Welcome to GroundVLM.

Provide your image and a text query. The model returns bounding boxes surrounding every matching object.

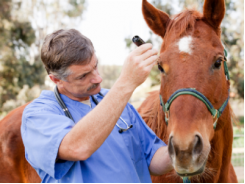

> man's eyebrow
[75,59,98,79]
[75,72,89,79]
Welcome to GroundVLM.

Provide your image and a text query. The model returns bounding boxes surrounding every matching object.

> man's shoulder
[23,90,61,117]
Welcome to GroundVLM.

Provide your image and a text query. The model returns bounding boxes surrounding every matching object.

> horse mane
[229,102,240,127]
[164,9,202,41]
[138,90,168,141]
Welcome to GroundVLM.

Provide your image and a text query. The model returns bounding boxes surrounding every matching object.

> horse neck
[208,103,234,182]
[212,103,233,152]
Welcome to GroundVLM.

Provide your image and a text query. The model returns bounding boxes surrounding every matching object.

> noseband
[159,49,230,130]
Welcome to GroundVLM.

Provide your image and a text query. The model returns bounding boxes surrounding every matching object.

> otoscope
[132,35,146,46]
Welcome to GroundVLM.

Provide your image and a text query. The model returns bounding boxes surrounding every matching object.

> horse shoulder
[0,103,41,183]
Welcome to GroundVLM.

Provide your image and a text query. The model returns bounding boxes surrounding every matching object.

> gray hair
[50,68,73,81]
[41,29,94,80]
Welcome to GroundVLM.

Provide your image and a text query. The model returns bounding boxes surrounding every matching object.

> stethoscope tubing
[54,86,132,133]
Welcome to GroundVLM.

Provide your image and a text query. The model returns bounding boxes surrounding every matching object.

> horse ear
[142,0,170,38]
[203,0,225,29]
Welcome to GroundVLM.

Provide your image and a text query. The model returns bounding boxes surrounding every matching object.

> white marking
[178,36,193,54]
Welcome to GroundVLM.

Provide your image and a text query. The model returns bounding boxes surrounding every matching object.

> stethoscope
[54,86,133,133]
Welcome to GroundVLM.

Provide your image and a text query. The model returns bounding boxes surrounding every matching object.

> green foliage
[221,0,244,99]
[0,0,45,110]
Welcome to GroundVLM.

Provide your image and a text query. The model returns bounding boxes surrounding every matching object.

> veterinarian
[21,29,173,182]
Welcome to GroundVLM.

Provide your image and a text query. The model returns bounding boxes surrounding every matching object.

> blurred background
[0,0,243,182]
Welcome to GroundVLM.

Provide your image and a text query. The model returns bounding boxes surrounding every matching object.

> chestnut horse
[138,0,238,182]
[0,0,238,183]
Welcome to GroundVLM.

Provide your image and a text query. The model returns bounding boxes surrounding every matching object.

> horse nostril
[193,134,203,155]
[168,136,175,156]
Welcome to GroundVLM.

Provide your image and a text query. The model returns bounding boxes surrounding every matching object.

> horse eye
[158,64,165,73]
[214,59,222,69]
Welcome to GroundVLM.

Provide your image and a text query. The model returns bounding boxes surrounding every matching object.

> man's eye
[80,75,86,79]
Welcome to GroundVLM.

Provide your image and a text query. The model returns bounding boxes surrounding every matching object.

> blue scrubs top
[21,88,166,183]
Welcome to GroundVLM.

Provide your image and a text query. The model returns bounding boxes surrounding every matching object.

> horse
[137,0,238,182]
[0,0,238,182]
[0,103,41,182]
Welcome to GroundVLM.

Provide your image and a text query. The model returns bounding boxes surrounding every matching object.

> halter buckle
[213,110,218,129]
[165,111,170,125]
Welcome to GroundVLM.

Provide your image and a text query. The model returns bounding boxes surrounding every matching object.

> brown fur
[0,104,41,182]
[138,0,238,182]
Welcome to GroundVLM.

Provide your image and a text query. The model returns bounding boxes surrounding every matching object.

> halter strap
[160,88,230,129]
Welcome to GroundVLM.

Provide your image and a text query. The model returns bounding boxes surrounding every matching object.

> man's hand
[119,43,158,90]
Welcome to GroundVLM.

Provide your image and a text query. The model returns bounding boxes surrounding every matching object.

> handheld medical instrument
[132,36,145,46]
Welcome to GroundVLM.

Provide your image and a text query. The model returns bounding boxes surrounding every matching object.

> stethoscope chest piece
[118,124,133,133]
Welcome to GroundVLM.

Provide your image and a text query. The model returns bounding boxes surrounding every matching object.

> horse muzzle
[168,133,210,177]
[176,161,207,177]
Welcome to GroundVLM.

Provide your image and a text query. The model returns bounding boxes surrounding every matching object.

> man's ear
[142,0,170,38]
[203,0,225,30]
[49,74,61,85]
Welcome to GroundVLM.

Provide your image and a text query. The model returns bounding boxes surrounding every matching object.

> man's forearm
[149,146,174,176]
[58,78,134,161]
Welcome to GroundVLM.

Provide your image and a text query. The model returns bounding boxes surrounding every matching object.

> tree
[0,0,41,111]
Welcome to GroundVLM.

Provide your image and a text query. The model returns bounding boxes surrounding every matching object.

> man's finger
[132,43,153,56]
[142,55,159,67]
[139,49,158,61]
[145,58,158,72]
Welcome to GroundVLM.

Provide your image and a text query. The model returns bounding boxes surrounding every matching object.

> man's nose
[91,69,102,83]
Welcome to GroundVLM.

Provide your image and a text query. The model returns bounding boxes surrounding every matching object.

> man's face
[58,53,103,101]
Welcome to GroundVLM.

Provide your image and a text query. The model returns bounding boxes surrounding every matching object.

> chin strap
[183,177,191,183]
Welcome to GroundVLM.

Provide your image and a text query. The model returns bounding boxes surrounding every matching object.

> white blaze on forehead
[178,36,193,54]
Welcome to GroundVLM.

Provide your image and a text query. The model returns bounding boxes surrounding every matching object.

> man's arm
[58,43,158,161]
[149,146,174,175]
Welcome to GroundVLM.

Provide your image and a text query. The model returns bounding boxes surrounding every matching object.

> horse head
[142,0,230,178]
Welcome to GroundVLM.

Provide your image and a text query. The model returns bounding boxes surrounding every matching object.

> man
[21,29,173,182]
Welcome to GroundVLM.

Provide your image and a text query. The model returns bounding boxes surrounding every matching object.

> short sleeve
[127,104,166,166]
[21,107,75,180]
